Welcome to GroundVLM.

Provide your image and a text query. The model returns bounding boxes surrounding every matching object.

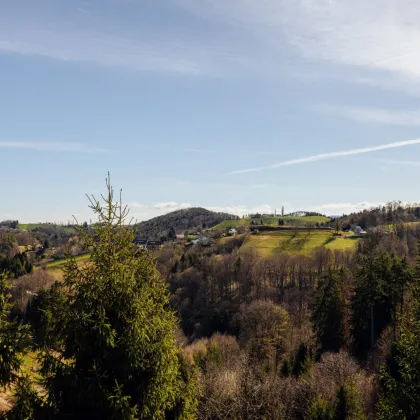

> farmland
[211,215,330,230]
[19,223,76,233]
[239,230,360,258]
[37,254,91,281]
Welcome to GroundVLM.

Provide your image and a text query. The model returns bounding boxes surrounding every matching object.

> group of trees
[134,208,236,240]
[3,185,420,417]
[0,179,199,418]
[342,201,420,229]
[154,207,420,417]
[0,232,32,278]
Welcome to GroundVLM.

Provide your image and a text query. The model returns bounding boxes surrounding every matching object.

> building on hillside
[191,236,210,246]
[134,239,148,250]
[353,226,367,237]
[147,240,162,249]
[134,239,162,250]
[228,228,237,236]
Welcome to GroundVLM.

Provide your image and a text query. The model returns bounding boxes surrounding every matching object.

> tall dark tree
[333,384,364,420]
[12,176,198,419]
[311,270,345,354]
[0,272,29,387]
[350,250,395,360]
[376,247,420,419]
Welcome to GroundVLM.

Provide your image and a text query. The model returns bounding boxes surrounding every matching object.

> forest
[1,188,420,419]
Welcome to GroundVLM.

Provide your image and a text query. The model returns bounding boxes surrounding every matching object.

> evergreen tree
[350,250,394,360]
[13,176,198,419]
[311,271,345,354]
[292,343,312,377]
[0,272,29,387]
[25,282,67,348]
[388,256,413,340]
[376,247,420,419]
[333,384,364,420]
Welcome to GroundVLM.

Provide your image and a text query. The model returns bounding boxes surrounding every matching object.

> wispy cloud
[0,141,109,153]
[0,29,203,75]
[184,148,216,153]
[153,202,191,211]
[126,202,145,209]
[318,104,420,126]
[207,204,273,216]
[230,138,420,174]
[377,159,420,166]
[176,0,420,88]
[310,201,382,216]
[4,0,420,86]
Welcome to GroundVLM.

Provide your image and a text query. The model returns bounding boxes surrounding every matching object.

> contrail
[230,138,420,174]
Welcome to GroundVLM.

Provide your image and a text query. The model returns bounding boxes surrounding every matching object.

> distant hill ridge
[134,207,237,240]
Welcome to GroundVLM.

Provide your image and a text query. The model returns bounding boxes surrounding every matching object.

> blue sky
[2,0,420,223]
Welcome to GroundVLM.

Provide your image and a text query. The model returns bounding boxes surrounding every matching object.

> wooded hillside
[134,207,237,239]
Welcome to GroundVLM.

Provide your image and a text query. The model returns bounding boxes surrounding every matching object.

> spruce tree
[0,272,29,387]
[333,384,364,420]
[350,250,394,360]
[376,246,420,419]
[13,176,198,419]
[311,270,345,354]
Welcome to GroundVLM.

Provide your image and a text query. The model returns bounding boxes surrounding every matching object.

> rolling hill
[211,215,330,230]
[134,207,237,239]
[239,230,361,258]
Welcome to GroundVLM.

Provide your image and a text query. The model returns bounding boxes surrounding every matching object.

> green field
[18,223,76,233]
[210,219,249,230]
[37,254,91,281]
[239,230,360,258]
[45,253,90,268]
[211,215,330,231]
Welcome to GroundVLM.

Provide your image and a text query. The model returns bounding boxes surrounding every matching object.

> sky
[2,0,420,223]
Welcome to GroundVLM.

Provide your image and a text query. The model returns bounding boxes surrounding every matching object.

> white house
[192,236,210,246]
[354,226,367,237]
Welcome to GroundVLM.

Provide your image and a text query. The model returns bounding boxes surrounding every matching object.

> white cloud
[230,138,420,174]
[153,202,191,211]
[126,202,144,209]
[3,0,420,86]
[318,104,420,126]
[207,204,273,216]
[0,28,203,75]
[310,201,383,216]
[0,141,108,153]
[377,159,420,166]
[175,0,420,87]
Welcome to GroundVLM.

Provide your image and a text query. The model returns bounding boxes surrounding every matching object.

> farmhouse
[191,236,210,246]
[353,226,367,237]
[134,239,163,250]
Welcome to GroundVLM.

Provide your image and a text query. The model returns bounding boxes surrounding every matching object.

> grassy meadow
[239,230,360,258]
[211,215,330,231]
[37,254,91,281]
